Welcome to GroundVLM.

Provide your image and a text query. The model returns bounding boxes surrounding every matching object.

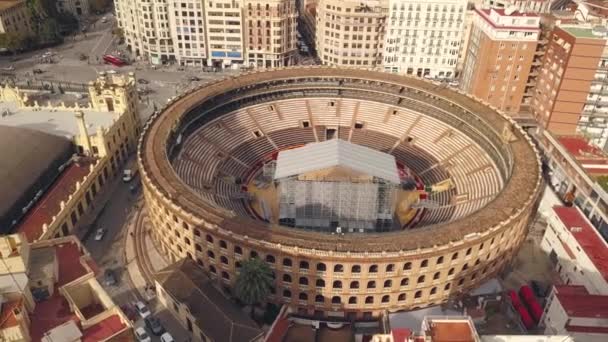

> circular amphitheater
[139,67,542,318]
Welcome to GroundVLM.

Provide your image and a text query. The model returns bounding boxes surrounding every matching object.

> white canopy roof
[274,139,400,184]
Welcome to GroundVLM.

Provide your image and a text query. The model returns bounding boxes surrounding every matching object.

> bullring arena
[138,67,542,319]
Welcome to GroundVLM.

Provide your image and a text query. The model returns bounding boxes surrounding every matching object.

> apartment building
[383,0,467,78]
[542,285,608,341]
[0,234,131,341]
[115,0,297,68]
[56,0,90,18]
[315,0,387,68]
[244,0,298,68]
[0,0,32,35]
[460,8,540,114]
[540,206,608,295]
[532,25,608,149]
[482,0,552,14]
[538,131,608,239]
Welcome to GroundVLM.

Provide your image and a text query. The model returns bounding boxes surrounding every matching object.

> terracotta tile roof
[81,314,127,342]
[16,162,91,242]
[55,241,89,286]
[0,297,23,329]
[429,321,476,342]
[553,206,608,282]
[29,292,78,342]
[555,285,608,319]
[557,136,608,176]
[391,328,412,342]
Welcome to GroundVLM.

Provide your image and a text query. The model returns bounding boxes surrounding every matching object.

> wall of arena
[139,67,543,319]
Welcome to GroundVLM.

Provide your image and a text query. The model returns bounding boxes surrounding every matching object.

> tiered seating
[268,128,316,148]
[350,130,398,153]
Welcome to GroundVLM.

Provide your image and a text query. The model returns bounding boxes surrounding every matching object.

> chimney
[75,111,92,154]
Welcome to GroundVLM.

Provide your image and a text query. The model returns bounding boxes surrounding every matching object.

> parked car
[135,327,151,342]
[160,332,175,342]
[33,68,44,74]
[103,269,117,286]
[144,316,165,335]
[188,76,201,82]
[134,301,151,319]
[137,78,149,84]
[94,228,106,241]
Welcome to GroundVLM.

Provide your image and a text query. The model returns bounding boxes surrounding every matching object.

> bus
[102,54,126,67]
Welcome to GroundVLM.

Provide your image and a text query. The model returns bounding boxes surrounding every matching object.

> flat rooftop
[561,26,604,39]
[553,206,608,282]
[558,136,608,176]
[0,102,116,139]
[428,320,476,342]
[554,285,608,320]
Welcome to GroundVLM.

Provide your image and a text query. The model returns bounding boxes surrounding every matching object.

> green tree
[234,258,273,306]
[39,18,61,44]
[90,0,112,12]
[0,32,26,53]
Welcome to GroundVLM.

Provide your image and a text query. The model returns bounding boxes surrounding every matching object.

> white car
[160,332,175,342]
[135,327,151,342]
[94,228,106,241]
[134,301,151,319]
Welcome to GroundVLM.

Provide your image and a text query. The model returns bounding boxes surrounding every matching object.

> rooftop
[15,160,92,242]
[561,26,606,39]
[553,206,608,282]
[0,0,24,12]
[554,285,608,319]
[427,320,476,342]
[0,102,116,139]
[0,297,23,329]
[154,259,263,342]
[274,139,400,184]
[558,136,608,176]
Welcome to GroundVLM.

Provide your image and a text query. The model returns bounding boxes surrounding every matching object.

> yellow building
[0,0,32,35]
[0,233,132,341]
[0,72,140,242]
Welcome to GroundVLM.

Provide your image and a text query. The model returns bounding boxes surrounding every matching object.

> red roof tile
[555,286,608,319]
[392,328,412,342]
[16,162,91,242]
[81,314,127,342]
[553,206,608,282]
[0,298,23,329]
[29,292,78,342]
[566,324,608,334]
[55,241,89,286]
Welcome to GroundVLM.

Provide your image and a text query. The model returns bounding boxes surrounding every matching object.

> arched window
[458,278,465,286]
[206,234,213,243]
[367,281,376,289]
[207,251,215,259]
[299,277,309,285]
[186,252,193,260]
[219,240,227,249]
[283,290,291,298]
[348,296,357,304]
[220,256,228,264]
[331,296,341,304]
[351,265,361,273]
[430,287,437,295]
[433,272,440,280]
[415,290,422,298]
[221,271,229,280]
[250,251,258,258]
[184,237,191,245]
[437,256,444,264]
[333,280,342,289]
[194,229,201,237]
[444,283,451,290]
[266,255,276,263]
[386,264,395,272]
[299,293,308,301]
[196,258,204,267]
[448,268,455,276]
[283,274,292,283]
[466,247,472,256]
[234,246,242,255]
[334,264,344,273]
[400,278,409,286]
[417,275,425,284]
[369,265,378,273]
[462,263,469,271]
[384,280,392,288]
[299,261,309,269]
[421,259,428,268]
[403,262,412,270]
[382,295,390,303]
[209,265,216,274]
[365,296,374,304]
[235,261,242,269]
[195,244,202,252]
[283,258,292,267]
[475,258,480,266]
[316,279,325,288]
[316,263,326,272]
[350,281,359,289]
[451,252,458,260]
[398,293,406,301]
[315,295,324,303]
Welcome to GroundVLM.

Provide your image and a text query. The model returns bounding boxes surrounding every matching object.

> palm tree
[234,258,273,307]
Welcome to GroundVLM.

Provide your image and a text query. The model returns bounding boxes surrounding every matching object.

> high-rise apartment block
[115,0,297,68]
[532,25,608,149]
[315,0,387,68]
[383,0,467,78]
[460,8,540,114]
